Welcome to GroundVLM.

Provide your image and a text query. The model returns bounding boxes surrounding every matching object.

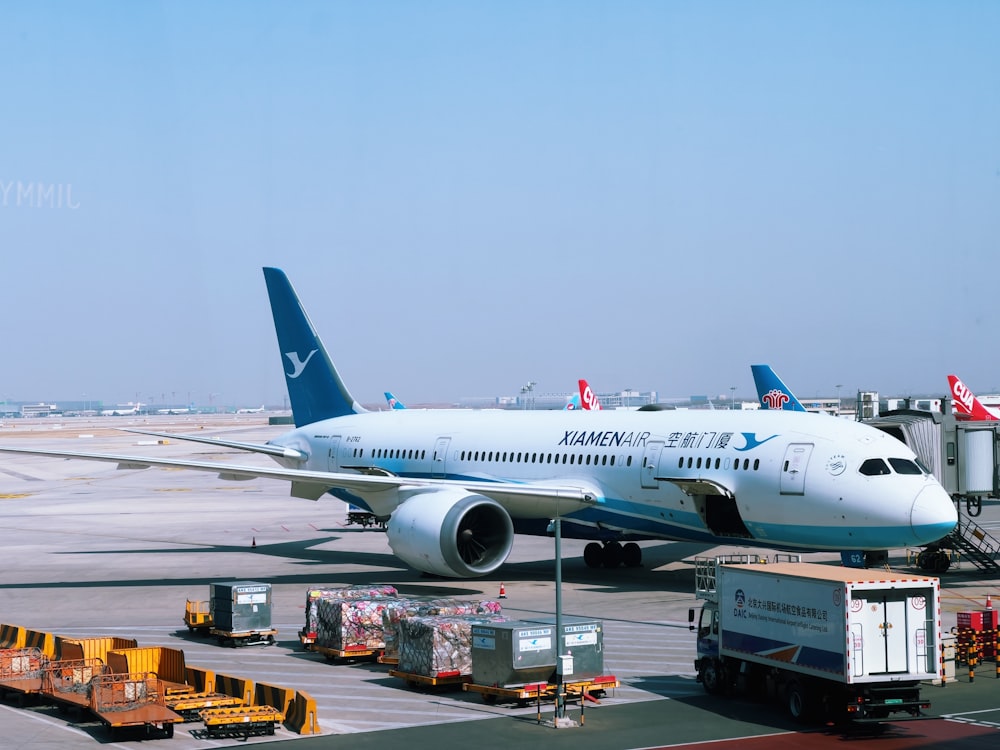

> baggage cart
[41,657,107,712]
[164,690,245,720]
[210,627,277,647]
[0,647,47,702]
[312,643,380,662]
[463,675,619,706]
[89,671,183,739]
[200,704,284,739]
[389,668,472,690]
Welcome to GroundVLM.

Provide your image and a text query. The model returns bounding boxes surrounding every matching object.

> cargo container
[523,616,605,682]
[471,621,557,688]
[209,582,277,646]
[689,557,941,723]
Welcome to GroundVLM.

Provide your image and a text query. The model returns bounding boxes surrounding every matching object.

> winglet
[948,375,998,421]
[751,364,806,412]
[263,267,367,426]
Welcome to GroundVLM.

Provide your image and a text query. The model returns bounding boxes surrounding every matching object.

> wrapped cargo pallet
[315,597,396,651]
[303,585,398,641]
[382,599,502,662]
[397,614,507,678]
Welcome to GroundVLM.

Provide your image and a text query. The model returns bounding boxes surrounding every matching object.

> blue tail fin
[384,392,406,410]
[751,364,806,412]
[263,267,367,426]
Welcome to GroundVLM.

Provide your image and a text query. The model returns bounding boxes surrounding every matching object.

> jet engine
[385,489,515,578]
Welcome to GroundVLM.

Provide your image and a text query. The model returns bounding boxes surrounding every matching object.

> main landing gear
[583,541,642,569]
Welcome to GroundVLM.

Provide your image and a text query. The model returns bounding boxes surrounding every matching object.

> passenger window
[859,458,891,476]
[888,458,922,475]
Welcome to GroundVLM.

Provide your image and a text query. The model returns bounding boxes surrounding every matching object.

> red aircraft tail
[579,379,602,411]
[948,375,998,421]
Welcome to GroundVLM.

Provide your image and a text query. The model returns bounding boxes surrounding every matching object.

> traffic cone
[498,582,507,599]
[252,536,257,550]
[987,594,993,610]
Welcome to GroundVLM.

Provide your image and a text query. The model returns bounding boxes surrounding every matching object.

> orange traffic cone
[498,582,507,599]
[987,594,993,610]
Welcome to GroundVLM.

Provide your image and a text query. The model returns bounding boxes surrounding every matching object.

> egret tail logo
[735,432,778,451]
[284,349,317,379]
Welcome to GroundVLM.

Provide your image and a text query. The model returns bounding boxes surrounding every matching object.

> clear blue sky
[3,2,998,409]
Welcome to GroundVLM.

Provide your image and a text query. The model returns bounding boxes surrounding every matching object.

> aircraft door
[641,441,664,489]
[780,443,813,495]
[432,437,451,479]
[327,436,342,472]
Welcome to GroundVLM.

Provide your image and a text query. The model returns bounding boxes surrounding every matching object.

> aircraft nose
[911,484,958,545]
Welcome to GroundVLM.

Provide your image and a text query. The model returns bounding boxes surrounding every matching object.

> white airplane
[0,268,957,577]
[237,405,266,414]
[100,402,144,417]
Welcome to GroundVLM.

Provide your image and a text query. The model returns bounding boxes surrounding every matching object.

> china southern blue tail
[264,267,367,426]
[751,364,806,411]
[384,392,406,410]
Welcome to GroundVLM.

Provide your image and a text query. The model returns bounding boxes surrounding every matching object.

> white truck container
[690,556,941,723]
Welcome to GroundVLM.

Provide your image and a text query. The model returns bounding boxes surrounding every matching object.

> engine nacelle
[386,489,514,578]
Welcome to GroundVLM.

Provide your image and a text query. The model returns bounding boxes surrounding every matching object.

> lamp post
[521,381,536,410]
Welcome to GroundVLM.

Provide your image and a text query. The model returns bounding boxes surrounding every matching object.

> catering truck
[690,556,941,723]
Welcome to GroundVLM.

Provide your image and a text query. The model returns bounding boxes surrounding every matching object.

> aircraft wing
[0,446,600,511]
[121,428,306,460]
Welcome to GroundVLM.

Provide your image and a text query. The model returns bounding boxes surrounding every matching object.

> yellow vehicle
[183,600,213,634]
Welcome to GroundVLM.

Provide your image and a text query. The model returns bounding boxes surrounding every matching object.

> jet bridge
[864,396,1000,573]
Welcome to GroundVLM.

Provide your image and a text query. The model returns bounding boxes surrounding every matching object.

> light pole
[835,384,843,416]
[521,381,536,410]
[730,386,736,410]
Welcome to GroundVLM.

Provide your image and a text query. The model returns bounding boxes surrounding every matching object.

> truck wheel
[700,659,726,695]
[786,680,809,722]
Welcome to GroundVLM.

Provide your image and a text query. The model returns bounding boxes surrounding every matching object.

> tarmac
[1,414,999,749]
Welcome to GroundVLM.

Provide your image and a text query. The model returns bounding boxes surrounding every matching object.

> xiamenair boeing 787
[0,268,957,577]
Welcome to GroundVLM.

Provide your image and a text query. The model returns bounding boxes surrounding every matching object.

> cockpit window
[915,457,932,475]
[859,458,891,476]
[889,458,923,475]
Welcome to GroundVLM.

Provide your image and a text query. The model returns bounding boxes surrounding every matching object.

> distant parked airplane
[566,379,602,411]
[751,365,806,412]
[236,405,266,414]
[948,375,1000,421]
[100,402,144,417]
[384,392,406,410]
